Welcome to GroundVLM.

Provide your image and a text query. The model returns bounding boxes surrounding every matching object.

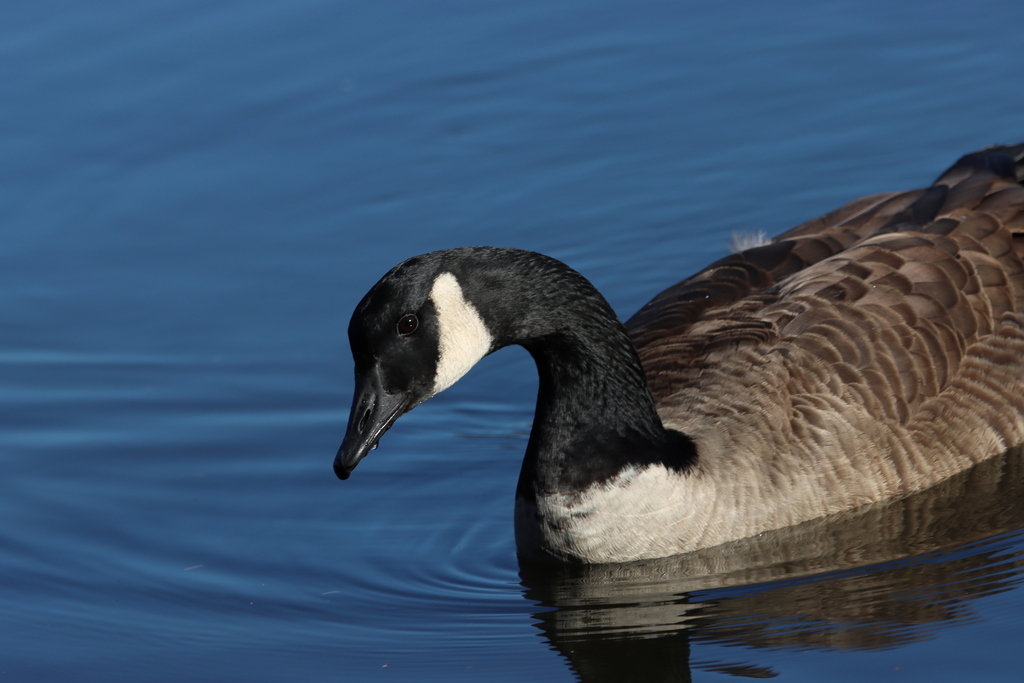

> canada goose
[335,143,1024,564]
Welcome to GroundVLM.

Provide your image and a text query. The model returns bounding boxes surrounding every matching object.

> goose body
[336,143,1024,563]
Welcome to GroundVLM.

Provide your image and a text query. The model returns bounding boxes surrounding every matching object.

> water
[3,0,1024,680]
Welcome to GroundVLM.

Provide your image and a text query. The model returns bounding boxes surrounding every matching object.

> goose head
[334,249,498,479]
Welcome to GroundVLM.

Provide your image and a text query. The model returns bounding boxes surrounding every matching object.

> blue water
[4,0,1024,680]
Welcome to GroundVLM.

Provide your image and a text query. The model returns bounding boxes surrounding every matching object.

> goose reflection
[518,446,1024,681]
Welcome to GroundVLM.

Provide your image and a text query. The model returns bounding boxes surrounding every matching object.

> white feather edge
[729,230,770,253]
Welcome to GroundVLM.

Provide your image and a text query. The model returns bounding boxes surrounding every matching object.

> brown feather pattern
[625,144,1024,516]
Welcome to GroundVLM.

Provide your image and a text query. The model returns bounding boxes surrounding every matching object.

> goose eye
[396,313,419,336]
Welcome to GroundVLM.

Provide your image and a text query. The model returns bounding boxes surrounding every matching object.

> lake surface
[4,1,1024,680]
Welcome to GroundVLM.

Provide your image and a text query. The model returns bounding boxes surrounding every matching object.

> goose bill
[334,365,410,480]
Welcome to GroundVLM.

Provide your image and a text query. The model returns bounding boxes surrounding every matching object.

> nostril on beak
[357,398,375,432]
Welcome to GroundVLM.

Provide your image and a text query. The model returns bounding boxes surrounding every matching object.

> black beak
[334,365,410,480]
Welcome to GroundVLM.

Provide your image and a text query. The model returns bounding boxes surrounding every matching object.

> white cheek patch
[430,272,493,395]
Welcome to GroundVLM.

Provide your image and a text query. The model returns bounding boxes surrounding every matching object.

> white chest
[514,464,724,563]
[512,451,857,563]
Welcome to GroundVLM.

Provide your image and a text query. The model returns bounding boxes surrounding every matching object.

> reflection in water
[519,447,1024,681]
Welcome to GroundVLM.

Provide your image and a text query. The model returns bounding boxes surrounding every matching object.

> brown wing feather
[626,145,1024,461]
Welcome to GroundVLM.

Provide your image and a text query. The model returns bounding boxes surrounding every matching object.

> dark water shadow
[519,446,1024,681]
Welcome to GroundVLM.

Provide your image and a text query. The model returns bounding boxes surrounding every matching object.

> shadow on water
[518,446,1024,681]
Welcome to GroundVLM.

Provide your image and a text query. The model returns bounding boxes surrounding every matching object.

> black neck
[447,248,696,500]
